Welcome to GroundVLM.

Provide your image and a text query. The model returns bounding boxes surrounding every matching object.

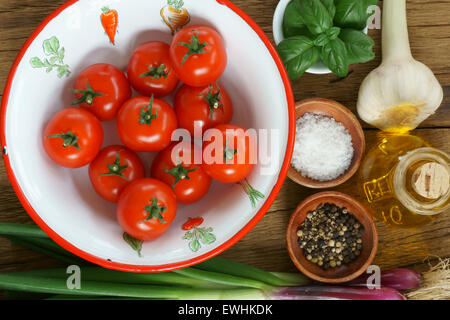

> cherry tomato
[170,25,227,87]
[43,107,103,168]
[202,124,256,183]
[89,145,145,203]
[151,142,211,204]
[174,83,233,136]
[127,41,180,98]
[116,96,178,152]
[117,178,177,241]
[72,63,131,122]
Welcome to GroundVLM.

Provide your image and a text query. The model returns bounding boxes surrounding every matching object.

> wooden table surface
[0,0,449,276]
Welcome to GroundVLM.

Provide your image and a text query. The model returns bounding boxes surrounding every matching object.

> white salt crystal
[291,113,354,181]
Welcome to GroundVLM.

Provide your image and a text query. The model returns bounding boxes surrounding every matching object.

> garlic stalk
[357,0,443,132]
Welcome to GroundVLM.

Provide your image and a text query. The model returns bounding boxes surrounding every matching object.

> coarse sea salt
[291,113,354,181]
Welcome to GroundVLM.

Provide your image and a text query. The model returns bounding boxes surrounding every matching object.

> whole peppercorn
[297,203,365,270]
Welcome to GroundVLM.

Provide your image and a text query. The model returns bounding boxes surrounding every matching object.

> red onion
[273,286,405,300]
[346,269,421,290]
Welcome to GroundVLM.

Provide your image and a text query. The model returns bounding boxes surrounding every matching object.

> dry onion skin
[406,258,450,300]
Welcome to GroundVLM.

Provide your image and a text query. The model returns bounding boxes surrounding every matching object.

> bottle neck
[394,148,450,215]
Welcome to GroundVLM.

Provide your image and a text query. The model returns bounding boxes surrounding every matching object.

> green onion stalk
[0,223,408,300]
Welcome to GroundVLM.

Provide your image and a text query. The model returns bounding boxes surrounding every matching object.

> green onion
[173,267,272,291]
[0,224,87,265]
[9,267,232,289]
[0,223,308,287]
[0,272,404,300]
[270,272,310,286]
[0,223,407,300]
[23,237,73,256]
[0,223,48,238]
[195,257,309,287]
[5,236,82,265]
[0,273,265,300]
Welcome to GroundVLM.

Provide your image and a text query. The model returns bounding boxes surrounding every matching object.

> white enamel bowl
[0,0,295,272]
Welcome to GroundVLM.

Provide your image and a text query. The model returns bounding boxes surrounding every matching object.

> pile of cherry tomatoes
[43,25,258,242]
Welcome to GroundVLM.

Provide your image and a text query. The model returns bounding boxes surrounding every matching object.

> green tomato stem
[99,151,129,181]
[139,64,170,79]
[72,80,104,106]
[139,95,158,125]
[177,33,210,66]
[46,131,81,150]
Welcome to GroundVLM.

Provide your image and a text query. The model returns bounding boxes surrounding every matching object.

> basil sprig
[278,0,377,79]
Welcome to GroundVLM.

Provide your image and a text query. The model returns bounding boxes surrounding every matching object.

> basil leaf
[277,36,319,80]
[339,29,375,65]
[325,26,341,40]
[298,0,333,35]
[282,0,314,38]
[314,27,340,48]
[334,0,378,30]
[319,37,349,77]
[314,34,330,47]
[320,0,336,18]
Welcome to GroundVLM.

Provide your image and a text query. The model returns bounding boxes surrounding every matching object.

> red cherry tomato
[72,63,131,122]
[43,107,103,168]
[117,178,177,241]
[89,145,145,203]
[127,41,180,98]
[151,142,211,204]
[170,25,227,87]
[174,83,233,136]
[202,124,256,183]
[116,96,178,152]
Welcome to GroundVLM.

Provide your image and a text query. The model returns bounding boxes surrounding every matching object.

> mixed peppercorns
[297,203,364,270]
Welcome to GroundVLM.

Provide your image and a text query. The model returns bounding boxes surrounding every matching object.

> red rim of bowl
[0,0,295,272]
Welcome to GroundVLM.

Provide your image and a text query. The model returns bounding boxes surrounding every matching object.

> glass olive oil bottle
[359,133,450,228]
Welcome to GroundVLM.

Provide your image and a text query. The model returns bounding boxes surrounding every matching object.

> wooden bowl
[288,98,365,188]
[286,191,378,284]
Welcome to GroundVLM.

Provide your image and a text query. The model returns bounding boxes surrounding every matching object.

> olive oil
[359,133,450,228]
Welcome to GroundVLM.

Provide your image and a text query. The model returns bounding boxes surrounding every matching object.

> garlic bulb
[357,0,443,133]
